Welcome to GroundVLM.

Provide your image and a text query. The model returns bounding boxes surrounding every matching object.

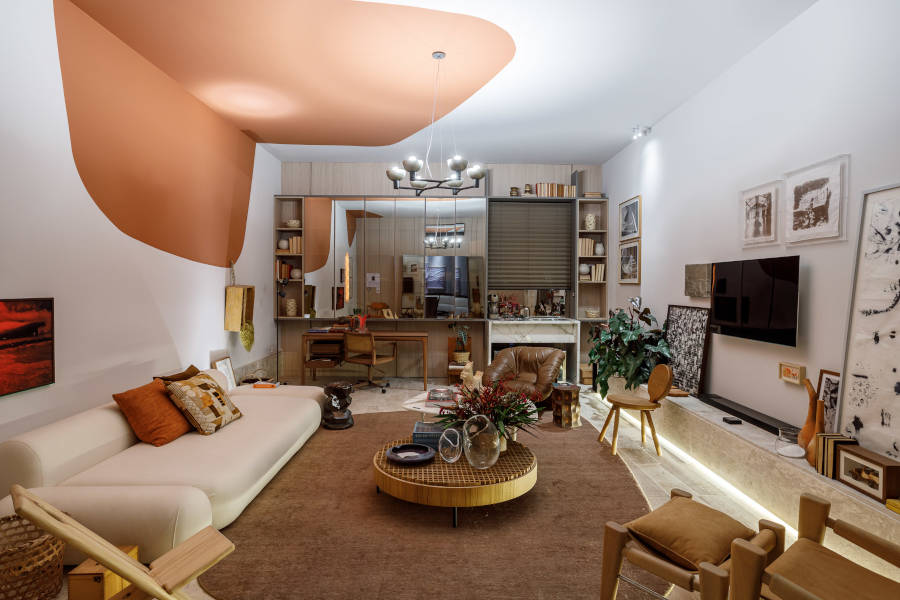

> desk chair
[11,484,233,600]
[730,493,900,600]
[598,364,673,456]
[344,332,397,393]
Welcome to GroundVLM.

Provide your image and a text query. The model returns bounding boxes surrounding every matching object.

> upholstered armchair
[482,346,565,401]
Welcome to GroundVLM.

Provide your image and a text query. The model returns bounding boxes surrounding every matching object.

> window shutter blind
[488,201,573,289]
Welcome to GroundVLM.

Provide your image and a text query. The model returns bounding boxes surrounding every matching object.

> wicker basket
[0,515,65,600]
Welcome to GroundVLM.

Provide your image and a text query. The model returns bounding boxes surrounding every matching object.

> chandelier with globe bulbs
[385,51,486,196]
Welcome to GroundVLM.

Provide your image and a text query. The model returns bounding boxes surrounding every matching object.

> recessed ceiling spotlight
[632,125,651,140]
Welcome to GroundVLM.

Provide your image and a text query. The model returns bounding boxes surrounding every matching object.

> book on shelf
[287,235,303,254]
[583,192,606,199]
[814,433,857,476]
[579,237,596,256]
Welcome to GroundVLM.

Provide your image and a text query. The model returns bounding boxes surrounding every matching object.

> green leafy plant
[435,381,540,440]
[588,305,671,397]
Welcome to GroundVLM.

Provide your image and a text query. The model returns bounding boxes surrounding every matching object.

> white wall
[0,1,278,441]
[602,0,900,426]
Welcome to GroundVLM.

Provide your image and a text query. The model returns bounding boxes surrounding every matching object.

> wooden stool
[551,383,581,428]
[598,364,673,456]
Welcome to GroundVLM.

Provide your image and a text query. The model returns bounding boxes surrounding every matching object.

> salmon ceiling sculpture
[54,0,514,266]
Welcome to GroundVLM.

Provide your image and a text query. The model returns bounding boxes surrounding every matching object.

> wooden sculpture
[797,378,818,449]
[805,397,826,467]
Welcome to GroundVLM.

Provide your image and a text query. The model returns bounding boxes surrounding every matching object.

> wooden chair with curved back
[598,364,674,456]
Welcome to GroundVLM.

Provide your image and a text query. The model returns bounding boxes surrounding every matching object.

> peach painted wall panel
[54,0,256,267]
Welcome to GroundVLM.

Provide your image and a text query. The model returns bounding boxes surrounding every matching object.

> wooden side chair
[11,484,233,600]
[601,489,785,600]
[729,492,900,600]
[598,363,674,455]
[343,331,397,393]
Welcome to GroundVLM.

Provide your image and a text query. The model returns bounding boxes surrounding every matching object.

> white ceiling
[264,0,816,165]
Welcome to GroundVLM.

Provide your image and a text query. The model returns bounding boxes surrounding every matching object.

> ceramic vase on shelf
[579,263,591,276]
[462,415,500,469]
[290,268,301,280]
[285,299,298,317]
[805,398,826,467]
[797,378,818,449]
[594,241,605,256]
[584,213,597,231]
[277,239,289,250]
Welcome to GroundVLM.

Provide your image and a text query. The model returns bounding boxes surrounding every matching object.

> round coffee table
[373,437,537,527]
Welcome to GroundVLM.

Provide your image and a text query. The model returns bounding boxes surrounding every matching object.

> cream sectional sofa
[0,371,325,563]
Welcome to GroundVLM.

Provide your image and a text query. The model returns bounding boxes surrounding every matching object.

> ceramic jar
[285,299,298,317]
[290,268,302,280]
[594,241,605,256]
[278,239,289,250]
[579,263,591,276]
[584,213,596,231]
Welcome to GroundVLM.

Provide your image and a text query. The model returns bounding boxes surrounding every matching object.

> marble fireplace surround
[592,392,900,579]
[486,318,580,382]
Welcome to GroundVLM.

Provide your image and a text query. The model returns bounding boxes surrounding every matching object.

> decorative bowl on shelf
[775,426,806,458]
[285,219,301,228]
[584,308,602,319]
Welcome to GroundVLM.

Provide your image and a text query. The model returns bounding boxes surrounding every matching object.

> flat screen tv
[710,256,799,346]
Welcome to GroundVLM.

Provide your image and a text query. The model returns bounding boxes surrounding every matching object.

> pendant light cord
[424,58,440,179]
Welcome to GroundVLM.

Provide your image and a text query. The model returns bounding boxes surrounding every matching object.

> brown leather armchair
[482,346,565,400]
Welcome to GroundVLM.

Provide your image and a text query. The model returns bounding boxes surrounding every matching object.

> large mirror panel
[361,198,395,317]
[396,198,426,318]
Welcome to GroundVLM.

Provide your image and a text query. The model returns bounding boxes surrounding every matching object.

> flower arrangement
[435,381,540,440]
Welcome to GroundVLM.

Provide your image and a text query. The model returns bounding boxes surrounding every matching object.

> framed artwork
[619,195,641,242]
[741,181,779,246]
[684,263,711,298]
[817,369,841,434]
[777,362,805,385]
[665,305,711,396]
[0,298,54,397]
[618,240,641,284]
[784,155,848,243]
[835,444,900,503]
[839,182,900,459]
[213,356,236,391]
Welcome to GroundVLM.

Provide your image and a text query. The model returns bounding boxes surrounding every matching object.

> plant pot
[499,427,517,453]
[453,351,470,363]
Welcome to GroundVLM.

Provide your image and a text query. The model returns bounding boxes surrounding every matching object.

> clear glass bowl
[775,425,806,458]
[462,415,500,470]
[438,428,463,463]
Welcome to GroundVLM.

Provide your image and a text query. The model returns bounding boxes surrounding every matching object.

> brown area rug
[199,411,667,599]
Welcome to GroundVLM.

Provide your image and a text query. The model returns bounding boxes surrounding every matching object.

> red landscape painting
[0,298,54,397]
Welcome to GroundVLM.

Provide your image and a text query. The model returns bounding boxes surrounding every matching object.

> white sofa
[0,371,325,563]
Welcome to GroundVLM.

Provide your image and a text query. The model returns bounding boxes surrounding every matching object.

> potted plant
[448,323,471,363]
[435,381,540,452]
[588,302,671,398]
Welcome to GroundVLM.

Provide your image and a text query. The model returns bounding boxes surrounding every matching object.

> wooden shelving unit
[274,196,304,319]
[575,198,608,321]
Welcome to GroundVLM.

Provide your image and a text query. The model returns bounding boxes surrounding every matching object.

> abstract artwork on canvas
[840,184,900,459]
[0,299,54,397]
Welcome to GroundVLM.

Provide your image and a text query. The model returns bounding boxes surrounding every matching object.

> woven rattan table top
[374,437,536,487]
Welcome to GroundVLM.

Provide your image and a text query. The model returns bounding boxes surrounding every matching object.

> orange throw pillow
[113,379,191,446]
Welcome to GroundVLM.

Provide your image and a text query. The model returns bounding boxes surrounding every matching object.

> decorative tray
[385,443,435,465]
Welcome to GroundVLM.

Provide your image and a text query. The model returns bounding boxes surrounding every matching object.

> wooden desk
[299,330,429,389]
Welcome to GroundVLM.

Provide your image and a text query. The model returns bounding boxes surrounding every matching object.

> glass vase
[438,428,463,463]
[462,415,500,470]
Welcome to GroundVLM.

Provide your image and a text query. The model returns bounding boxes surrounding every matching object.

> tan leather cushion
[112,379,191,446]
[764,538,900,600]
[155,364,200,382]
[626,496,755,570]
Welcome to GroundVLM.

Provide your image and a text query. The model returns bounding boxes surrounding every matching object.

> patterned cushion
[165,373,242,435]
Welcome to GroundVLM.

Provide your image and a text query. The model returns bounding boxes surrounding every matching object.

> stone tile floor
[58,378,792,599]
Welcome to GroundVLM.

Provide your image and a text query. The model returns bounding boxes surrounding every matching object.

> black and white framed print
[741,181,779,246]
[817,369,841,434]
[839,182,900,459]
[618,240,640,284]
[665,305,710,396]
[784,155,847,243]
[619,195,641,242]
